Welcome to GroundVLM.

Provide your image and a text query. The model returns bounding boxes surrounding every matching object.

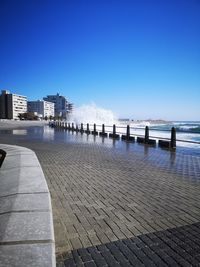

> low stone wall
[0,144,55,267]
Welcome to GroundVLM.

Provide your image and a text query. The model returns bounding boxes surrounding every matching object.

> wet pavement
[1,125,200,266]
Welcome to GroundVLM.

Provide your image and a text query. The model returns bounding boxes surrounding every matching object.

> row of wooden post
[51,122,176,149]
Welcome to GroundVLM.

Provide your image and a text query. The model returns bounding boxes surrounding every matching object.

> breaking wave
[69,103,117,125]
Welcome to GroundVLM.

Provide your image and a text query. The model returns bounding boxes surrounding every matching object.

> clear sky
[0,0,199,120]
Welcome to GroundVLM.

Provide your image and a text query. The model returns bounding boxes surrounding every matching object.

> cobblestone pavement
[1,126,200,266]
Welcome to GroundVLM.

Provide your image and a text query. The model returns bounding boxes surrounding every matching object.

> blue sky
[0,0,199,120]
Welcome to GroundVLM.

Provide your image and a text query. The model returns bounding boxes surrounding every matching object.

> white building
[27,100,54,119]
[43,93,73,119]
[0,90,27,120]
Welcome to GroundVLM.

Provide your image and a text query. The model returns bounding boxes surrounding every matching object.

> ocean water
[114,121,200,148]
[132,121,200,147]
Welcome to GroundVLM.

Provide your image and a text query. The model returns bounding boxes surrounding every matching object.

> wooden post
[99,124,108,137]
[109,124,119,139]
[81,123,83,132]
[113,124,116,135]
[102,124,105,134]
[145,126,149,143]
[171,127,176,148]
[126,125,130,138]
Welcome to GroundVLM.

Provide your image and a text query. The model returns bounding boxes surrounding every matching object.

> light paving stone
[0,167,49,197]
[2,154,40,169]
[0,193,50,214]
[0,243,55,267]
[0,143,55,267]
[0,211,53,242]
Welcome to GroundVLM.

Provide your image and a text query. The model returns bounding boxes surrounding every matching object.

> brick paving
[1,126,200,266]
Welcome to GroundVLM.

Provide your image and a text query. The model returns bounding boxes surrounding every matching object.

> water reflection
[1,125,200,182]
[125,141,130,152]
[144,145,149,156]
[12,129,27,135]
[1,125,200,160]
[170,150,176,166]
[43,126,55,141]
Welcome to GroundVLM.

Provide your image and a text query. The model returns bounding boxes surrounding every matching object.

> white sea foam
[69,103,117,125]
[178,125,199,130]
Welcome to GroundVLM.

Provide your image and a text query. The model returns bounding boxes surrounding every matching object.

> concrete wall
[0,144,55,267]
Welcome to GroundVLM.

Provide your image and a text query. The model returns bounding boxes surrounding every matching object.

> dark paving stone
[63,222,200,266]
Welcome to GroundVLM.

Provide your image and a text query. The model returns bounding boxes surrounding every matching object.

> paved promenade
[1,126,200,266]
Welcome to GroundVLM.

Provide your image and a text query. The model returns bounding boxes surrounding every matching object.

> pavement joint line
[0,191,49,199]
[0,239,54,246]
[0,209,51,216]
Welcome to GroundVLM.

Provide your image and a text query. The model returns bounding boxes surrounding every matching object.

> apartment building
[0,90,27,119]
[43,93,73,119]
[27,100,55,118]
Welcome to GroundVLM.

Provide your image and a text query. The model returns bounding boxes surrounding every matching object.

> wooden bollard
[92,123,98,135]
[76,124,79,132]
[137,126,156,145]
[109,124,119,139]
[113,124,116,135]
[171,127,176,148]
[127,125,130,137]
[72,123,75,131]
[122,125,135,142]
[85,123,90,134]
[80,123,84,133]
[158,127,176,149]
[144,126,149,143]
[99,124,108,137]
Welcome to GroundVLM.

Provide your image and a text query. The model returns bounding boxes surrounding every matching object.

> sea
[116,121,200,149]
